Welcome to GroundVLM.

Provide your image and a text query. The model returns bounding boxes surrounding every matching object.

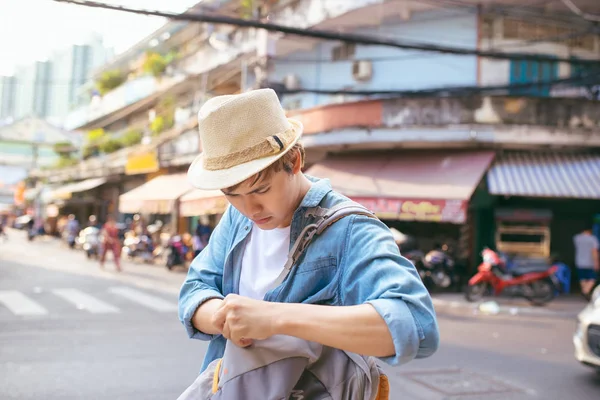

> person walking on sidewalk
[178,89,439,391]
[573,226,599,299]
[100,215,122,272]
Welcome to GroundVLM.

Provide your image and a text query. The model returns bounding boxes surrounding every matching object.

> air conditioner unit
[283,74,301,90]
[352,60,373,82]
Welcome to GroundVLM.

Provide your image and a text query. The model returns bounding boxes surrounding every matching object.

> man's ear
[292,149,303,174]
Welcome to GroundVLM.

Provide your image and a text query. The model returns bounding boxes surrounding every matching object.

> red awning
[305,151,495,223]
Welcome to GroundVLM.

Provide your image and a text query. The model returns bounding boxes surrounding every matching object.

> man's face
[222,169,300,230]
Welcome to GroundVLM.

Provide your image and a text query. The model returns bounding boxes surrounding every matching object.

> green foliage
[86,128,105,144]
[143,51,178,78]
[99,137,123,154]
[119,129,143,147]
[82,145,99,160]
[240,0,255,18]
[95,70,125,95]
[52,141,75,156]
[55,157,78,168]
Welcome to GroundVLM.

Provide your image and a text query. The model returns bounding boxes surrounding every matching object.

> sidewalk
[431,292,586,319]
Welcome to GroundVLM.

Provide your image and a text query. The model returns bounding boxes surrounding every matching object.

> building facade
[32,0,600,282]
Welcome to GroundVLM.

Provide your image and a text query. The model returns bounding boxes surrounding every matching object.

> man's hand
[212,294,279,347]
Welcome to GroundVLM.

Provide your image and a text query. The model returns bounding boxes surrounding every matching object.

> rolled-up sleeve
[339,215,440,366]
[178,206,232,341]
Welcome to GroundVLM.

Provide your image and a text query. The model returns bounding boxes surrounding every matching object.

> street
[1,232,599,400]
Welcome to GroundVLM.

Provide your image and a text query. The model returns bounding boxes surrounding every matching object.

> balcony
[64,74,187,131]
[287,95,600,151]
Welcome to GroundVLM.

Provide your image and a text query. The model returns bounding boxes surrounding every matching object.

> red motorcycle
[465,248,559,306]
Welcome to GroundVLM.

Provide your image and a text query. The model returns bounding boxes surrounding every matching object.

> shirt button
[245,226,249,231]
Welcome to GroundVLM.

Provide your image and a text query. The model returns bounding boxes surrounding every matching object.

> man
[178,89,439,375]
[573,227,600,299]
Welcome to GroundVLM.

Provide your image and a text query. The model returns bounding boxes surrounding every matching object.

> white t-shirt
[239,224,291,300]
[573,232,599,269]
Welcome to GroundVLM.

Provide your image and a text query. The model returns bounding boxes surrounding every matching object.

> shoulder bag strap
[269,201,376,290]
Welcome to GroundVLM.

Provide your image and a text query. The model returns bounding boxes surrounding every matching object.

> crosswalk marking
[52,289,120,314]
[0,290,48,316]
[108,286,177,312]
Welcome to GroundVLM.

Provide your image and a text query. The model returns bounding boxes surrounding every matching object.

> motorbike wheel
[465,283,487,302]
[166,252,175,270]
[525,278,556,306]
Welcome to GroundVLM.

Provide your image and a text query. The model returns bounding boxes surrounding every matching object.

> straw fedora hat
[187,88,303,190]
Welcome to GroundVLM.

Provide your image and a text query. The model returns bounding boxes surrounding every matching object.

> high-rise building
[0,75,16,121]
[49,34,113,122]
[0,35,112,124]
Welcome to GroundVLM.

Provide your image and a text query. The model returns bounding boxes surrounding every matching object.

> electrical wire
[52,0,600,66]
[561,0,600,22]
[277,71,600,97]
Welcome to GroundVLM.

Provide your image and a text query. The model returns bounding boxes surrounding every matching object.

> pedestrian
[65,214,79,249]
[0,216,7,242]
[100,215,122,272]
[573,226,599,299]
[178,89,439,395]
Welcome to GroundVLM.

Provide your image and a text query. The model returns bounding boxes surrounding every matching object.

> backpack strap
[270,201,376,289]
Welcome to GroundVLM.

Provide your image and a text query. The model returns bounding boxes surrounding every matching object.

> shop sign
[125,151,159,175]
[351,197,467,224]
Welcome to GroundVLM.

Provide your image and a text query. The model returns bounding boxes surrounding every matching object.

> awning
[119,173,193,214]
[45,177,107,201]
[305,151,495,223]
[180,189,227,217]
[487,152,600,199]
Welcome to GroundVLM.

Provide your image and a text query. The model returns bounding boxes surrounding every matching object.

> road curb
[431,297,581,319]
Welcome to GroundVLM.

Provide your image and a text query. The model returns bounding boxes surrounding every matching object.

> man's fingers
[222,320,231,340]
[212,306,227,332]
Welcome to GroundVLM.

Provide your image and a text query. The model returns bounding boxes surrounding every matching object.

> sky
[0,0,200,76]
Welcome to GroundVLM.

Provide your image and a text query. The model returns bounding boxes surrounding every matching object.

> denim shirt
[178,177,440,372]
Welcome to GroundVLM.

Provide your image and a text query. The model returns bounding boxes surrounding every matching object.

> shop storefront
[180,189,228,232]
[479,151,600,290]
[118,173,194,233]
[42,177,108,232]
[305,150,496,269]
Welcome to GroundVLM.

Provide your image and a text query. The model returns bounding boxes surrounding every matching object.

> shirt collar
[298,175,332,208]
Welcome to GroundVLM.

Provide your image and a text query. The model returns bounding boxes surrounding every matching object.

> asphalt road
[1,233,599,399]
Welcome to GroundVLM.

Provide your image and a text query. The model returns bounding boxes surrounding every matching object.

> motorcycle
[166,234,188,270]
[465,248,560,306]
[79,227,101,259]
[420,245,456,291]
[122,232,154,263]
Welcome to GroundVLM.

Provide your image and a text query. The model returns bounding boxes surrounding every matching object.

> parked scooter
[78,226,101,259]
[166,234,188,270]
[122,231,154,263]
[421,244,457,291]
[465,248,560,306]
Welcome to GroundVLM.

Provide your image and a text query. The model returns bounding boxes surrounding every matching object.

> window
[332,43,356,61]
[502,18,598,52]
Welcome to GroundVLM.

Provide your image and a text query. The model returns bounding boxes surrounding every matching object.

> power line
[277,71,600,97]
[561,0,600,22]
[53,0,600,66]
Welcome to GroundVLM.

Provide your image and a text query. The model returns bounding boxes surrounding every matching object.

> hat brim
[187,118,303,191]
